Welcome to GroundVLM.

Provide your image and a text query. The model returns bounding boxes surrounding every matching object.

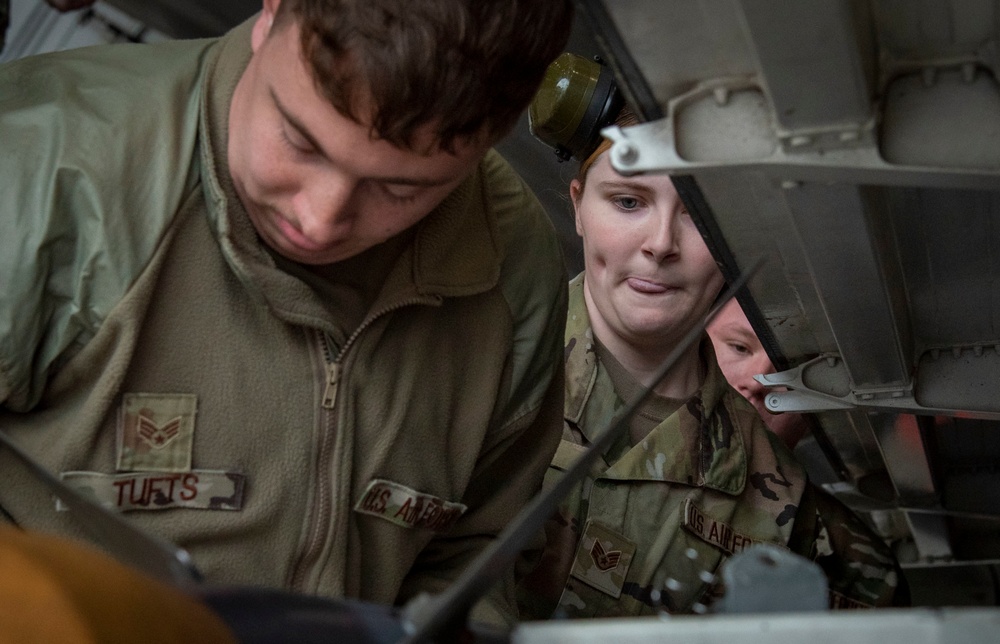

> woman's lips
[626,277,676,294]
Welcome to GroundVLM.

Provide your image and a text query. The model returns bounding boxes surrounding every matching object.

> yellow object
[0,525,235,643]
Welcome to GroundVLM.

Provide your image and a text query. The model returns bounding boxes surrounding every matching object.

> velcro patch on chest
[569,520,637,599]
[59,470,245,511]
[117,393,197,472]
[682,499,760,556]
[353,478,467,533]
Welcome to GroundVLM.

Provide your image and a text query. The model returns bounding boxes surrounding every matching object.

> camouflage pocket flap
[551,440,589,471]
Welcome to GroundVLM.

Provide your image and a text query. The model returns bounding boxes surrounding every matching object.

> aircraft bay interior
[4,0,1000,640]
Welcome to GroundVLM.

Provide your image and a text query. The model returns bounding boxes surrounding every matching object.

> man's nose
[292,175,355,245]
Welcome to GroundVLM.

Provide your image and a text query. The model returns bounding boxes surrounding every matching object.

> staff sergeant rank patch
[354,479,467,533]
[570,521,637,599]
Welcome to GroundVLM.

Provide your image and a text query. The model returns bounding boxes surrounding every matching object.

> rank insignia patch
[591,539,623,572]
[570,521,637,598]
[118,393,197,472]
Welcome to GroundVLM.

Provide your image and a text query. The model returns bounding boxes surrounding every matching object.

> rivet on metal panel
[685,548,699,561]
[975,345,984,357]
[613,142,639,166]
[825,356,838,367]
[952,347,963,359]
[712,86,730,106]
[664,577,684,592]
[962,63,976,83]
[789,135,812,147]
[691,603,709,614]
[699,570,716,584]
[780,180,800,190]
[921,67,937,87]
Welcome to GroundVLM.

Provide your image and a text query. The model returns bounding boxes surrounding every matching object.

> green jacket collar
[563,273,747,495]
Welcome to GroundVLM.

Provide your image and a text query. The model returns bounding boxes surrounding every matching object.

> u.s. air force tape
[682,499,764,556]
[353,478,467,533]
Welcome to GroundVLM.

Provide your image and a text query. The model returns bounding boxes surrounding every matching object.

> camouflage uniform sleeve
[789,483,910,608]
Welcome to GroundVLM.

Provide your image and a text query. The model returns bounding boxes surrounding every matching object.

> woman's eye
[612,196,640,210]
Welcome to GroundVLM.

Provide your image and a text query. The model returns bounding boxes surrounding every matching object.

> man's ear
[570,179,585,237]
[252,0,282,52]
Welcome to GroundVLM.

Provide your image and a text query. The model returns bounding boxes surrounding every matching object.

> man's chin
[278,247,343,265]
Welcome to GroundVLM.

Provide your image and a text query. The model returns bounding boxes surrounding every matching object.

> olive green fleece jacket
[0,18,567,625]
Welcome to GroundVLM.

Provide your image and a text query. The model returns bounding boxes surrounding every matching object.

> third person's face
[708,298,809,448]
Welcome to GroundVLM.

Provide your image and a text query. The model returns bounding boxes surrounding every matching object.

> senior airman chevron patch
[118,393,197,472]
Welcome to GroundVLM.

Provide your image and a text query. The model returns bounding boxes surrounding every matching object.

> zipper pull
[322,362,340,409]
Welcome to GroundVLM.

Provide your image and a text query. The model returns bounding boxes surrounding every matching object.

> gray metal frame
[591,0,1000,576]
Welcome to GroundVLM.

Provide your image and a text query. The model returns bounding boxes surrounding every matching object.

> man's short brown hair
[275,0,573,152]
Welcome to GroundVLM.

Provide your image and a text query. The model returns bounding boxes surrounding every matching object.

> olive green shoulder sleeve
[485,149,568,437]
[0,38,209,410]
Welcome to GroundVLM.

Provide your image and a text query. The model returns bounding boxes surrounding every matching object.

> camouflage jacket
[518,275,907,619]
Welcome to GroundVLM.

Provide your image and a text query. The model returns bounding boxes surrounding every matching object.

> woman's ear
[570,179,584,237]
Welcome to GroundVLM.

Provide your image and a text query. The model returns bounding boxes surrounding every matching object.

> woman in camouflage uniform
[519,107,908,619]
